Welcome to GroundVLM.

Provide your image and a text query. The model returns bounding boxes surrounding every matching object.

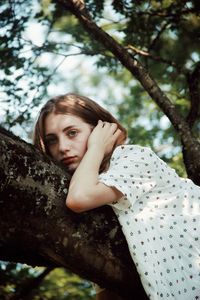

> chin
[67,163,78,174]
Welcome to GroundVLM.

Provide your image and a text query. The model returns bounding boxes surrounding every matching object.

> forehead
[44,113,85,134]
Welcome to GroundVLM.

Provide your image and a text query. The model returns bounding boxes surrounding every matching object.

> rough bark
[0,127,148,300]
[54,0,200,185]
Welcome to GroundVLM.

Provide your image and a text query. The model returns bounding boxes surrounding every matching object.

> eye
[45,137,57,146]
[67,130,77,138]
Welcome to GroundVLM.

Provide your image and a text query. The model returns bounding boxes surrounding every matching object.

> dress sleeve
[98,145,158,210]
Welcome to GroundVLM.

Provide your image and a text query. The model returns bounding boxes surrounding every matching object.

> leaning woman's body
[34,93,200,300]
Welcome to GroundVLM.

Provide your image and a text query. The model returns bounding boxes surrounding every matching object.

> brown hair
[33,93,127,173]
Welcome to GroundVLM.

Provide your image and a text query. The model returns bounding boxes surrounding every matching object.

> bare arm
[66,121,123,212]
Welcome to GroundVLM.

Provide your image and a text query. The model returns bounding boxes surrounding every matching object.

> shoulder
[111,144,155,161]
[108,144,158,172]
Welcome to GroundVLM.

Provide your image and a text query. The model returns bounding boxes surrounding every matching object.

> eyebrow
[44,125,76,138]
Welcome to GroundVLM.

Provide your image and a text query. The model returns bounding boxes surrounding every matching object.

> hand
[87,120,122,156]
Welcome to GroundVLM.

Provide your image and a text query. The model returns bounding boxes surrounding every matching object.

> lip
[61,157,76,165]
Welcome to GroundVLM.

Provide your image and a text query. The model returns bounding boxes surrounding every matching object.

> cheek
[48,145,57,158]
[77,134,90,154]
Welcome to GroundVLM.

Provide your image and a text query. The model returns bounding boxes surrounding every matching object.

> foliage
[0,262,94,300]
[35,268,93,300]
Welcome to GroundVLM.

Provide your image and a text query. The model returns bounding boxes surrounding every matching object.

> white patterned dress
[98,145,200,300]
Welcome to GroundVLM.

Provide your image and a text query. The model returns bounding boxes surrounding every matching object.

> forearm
[66,146,104,211]
[70,145,103,189]
[66,121,123,212]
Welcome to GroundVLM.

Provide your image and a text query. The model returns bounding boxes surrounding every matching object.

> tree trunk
[0,127,148,300]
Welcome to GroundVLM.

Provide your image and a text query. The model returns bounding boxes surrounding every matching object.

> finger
[113,128,122,140]
[99,121,109,128]
[98,120,103,126]
[102,122,118,131]
[110,123,118,131]
[96,120,105,129]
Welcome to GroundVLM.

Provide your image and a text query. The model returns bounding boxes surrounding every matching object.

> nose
[58,136,71,154]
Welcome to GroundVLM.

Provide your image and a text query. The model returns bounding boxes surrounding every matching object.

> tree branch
[148,21,170,51]
[125,44,178,69]
[0,127,148,300]
[134,7,199,18]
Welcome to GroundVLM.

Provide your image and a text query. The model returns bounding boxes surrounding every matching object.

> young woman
[34,93,200,300]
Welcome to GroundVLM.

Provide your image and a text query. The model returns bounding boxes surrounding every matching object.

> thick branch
[0,127,147,300]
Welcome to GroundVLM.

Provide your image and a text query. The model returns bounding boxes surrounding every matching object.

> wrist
[85,146,105,171]
[87,144,105,157]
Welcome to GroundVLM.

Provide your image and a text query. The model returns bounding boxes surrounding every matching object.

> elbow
[66,199,83,213]
[66,192,89,213]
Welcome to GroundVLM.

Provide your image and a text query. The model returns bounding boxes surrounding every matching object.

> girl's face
[44,112,92,173]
